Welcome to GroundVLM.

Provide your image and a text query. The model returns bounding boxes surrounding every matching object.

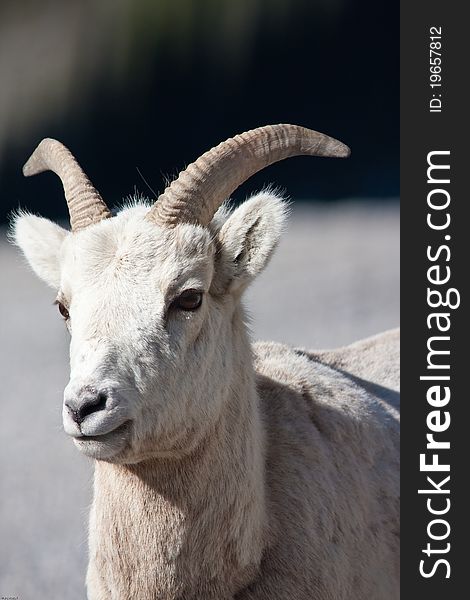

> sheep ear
[215,191,288,294]
[10,213,69,289]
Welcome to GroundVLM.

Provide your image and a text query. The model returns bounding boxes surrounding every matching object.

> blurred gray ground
[0,202,399,599]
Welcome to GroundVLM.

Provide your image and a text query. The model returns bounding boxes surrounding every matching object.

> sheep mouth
[73,421,132,460]
[75,420,131,442]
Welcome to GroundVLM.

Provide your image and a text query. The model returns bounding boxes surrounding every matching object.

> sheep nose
[65,389,108,425]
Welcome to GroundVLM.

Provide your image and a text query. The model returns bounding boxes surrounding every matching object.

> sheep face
[12,193,286,463]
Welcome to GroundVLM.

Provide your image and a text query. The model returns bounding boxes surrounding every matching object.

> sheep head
[12,124,350,463]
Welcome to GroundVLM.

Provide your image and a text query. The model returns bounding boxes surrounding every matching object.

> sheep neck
[88,321,267,598]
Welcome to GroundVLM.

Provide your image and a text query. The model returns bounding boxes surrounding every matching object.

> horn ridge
[147,124,350,228]
[23,138,111,232]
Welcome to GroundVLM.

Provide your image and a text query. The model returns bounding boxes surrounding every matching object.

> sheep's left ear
[214,191,288,295]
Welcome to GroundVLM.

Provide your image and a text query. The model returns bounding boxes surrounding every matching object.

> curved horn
[147,124,350,228]
[23,138,111,232]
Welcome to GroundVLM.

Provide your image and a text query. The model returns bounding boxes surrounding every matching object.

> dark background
[0,0,398,224]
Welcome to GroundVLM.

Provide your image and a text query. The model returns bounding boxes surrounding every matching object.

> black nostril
[67,391,108,424]
[79,392,107,421]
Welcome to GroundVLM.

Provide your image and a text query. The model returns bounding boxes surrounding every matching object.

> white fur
[12,191,399,599]
[12,213,69,288]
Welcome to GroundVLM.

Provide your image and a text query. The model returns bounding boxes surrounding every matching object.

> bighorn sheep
[12,125,399,599]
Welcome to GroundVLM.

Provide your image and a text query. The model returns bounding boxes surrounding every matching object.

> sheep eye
[171,290,203,312]
[57,301,70,320]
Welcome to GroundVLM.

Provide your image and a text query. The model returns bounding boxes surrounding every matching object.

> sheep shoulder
[241,329,399,599]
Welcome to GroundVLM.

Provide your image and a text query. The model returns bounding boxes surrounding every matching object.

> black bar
[401,1,469,597]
